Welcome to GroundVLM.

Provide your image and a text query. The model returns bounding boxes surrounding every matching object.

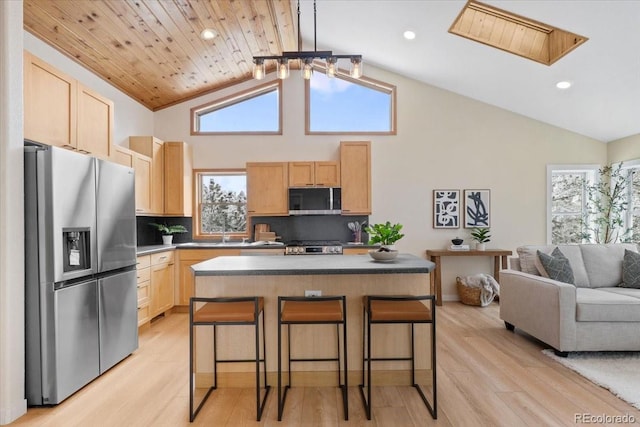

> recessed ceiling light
[200,29,217,40]
[403,30,416,40]
[556,81,572,89]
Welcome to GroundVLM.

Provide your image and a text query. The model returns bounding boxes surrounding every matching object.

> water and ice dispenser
[62,228,91,272]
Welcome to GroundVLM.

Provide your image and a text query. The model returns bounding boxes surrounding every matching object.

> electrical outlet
[305,290,322,297]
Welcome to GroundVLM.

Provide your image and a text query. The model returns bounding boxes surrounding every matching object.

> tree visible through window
[195,171,247,238]
[547,165,597,244]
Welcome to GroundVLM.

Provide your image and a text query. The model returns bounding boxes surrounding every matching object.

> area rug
[543,349,640,409]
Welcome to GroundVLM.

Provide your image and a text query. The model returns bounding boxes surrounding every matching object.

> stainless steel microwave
[288,188,341,215]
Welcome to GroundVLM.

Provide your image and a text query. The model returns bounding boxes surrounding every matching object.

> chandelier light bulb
[277,58,290,79]
[350,57,363,79]
[253,59,265,80]
[326,57,337,78]
[301,58,314,80]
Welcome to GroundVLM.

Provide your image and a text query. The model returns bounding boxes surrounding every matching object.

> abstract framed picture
[433,190,460,229]
[464,189,490,228]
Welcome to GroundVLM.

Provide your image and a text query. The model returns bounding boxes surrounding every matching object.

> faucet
[221,220,229,242]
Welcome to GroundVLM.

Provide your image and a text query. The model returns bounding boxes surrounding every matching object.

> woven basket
[456,277,482,306]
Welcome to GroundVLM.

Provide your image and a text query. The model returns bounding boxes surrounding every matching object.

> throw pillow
[620,249,640,288]
[537,247,575,285]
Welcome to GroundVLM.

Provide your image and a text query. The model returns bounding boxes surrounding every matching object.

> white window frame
[546,164,599,244]
[619,160,640,239]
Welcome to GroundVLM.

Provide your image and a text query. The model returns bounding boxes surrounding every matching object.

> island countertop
[191,253,435,276]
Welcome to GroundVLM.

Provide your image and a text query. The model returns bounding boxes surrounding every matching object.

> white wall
[155,64,606,300]
[23,32,154,146]
[0,1,26,424]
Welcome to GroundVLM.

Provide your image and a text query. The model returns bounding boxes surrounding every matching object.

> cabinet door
[112,145,134,168]
[164,141,193,216]
[129,136,164,215]
[176,249,240,306]
[247,162,289,216]
[150,262,174,317]
[77,84,114,159]
[133,153,152,214]
[340,141,371,215]
[288,162,315,187]
[315,162,340,187]
[24,52,77,149]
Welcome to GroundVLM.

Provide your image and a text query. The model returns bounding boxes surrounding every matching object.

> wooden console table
[426,249,512,305]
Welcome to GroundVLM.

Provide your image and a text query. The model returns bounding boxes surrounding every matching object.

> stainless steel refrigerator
[24,144,138,405]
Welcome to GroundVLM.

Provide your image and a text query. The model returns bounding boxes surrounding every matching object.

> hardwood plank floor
[10,303,640,426]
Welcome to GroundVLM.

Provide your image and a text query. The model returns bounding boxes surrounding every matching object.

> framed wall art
[433,190,460,228]
[464,189,490,228]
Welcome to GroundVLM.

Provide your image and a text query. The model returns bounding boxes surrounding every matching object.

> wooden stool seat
[194,298,264,323]
[281,300,343,322]
[363,296,432,322]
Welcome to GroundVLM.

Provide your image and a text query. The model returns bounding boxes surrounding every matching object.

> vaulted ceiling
[23,1,640,142]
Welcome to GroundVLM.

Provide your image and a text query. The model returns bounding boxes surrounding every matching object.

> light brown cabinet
[149,251,175,318]
[133,153,153,214]
[77,84,114,158]
[247,162,289,216]
[136,255,151,327]
[343,247,370,255]
[289,161,340,187]
[340,141,372,215]
[24,52,113,158]
[129,136,165,215]
[175,249,241,306]
[111,145,135,168]
[164,141,193,216]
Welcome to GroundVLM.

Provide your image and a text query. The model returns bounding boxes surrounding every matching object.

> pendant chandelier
[252,0,363,80]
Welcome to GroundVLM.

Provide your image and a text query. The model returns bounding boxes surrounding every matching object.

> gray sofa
[499,243,640,355]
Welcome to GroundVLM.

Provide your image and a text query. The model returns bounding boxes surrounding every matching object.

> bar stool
[189,296,270,422]
[360,295,437,420]
[277,295,348,421]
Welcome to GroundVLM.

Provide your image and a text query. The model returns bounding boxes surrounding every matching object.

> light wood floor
[11,302,640,426]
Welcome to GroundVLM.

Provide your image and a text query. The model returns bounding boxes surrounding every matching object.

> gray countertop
[191,253,435,276]
[136,242,286,256]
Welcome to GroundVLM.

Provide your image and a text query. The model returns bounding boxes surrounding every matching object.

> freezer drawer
[98,269,138,373]
[50,279,100,404]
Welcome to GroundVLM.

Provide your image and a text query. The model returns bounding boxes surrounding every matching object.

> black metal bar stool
[277,295,348,421]
[189,296,270,422]
[359,295,437,420]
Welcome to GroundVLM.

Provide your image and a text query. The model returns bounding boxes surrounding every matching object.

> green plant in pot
[470,227,490,251]
[149,223,188,245]
[364,222,404,260]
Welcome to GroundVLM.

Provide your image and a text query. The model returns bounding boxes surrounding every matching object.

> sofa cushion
[621,249,640,288]
[537,248,575,284]
[516,245,589,287]
[576,288,640,322]
[581,243,638,288]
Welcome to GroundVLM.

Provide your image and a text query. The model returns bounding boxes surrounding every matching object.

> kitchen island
[191,254,436,387]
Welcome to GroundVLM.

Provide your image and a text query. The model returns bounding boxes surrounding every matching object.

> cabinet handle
[159,256,167,260]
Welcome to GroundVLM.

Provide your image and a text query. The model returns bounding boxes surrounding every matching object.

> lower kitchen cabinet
[137,251,175,327]
[176,249,240,306]
[343,247,370,255]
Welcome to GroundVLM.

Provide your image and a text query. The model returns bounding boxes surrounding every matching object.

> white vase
[162,235,173,245]
[476,242,486,251]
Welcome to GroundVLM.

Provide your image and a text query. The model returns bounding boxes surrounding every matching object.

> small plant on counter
[149,223,188,235]
[364,221,404,251]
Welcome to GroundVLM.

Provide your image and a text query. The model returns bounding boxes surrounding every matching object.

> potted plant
[364,222,404,260]
[470,227,490,251]
[149,223,188,245]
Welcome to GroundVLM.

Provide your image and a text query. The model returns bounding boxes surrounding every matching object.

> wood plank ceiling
[23,0,297,111]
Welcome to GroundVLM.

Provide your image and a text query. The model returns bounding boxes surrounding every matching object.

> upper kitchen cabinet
[111,145,135,168]
[289,161,340,187]
[164,141,193,216]
[111,145,153,214]
[129,136,164,215]
[247,162,289,216]
[77,84,114,159]
[24,52,114,158]
[24,52,77,149]
[340,141,372,215]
